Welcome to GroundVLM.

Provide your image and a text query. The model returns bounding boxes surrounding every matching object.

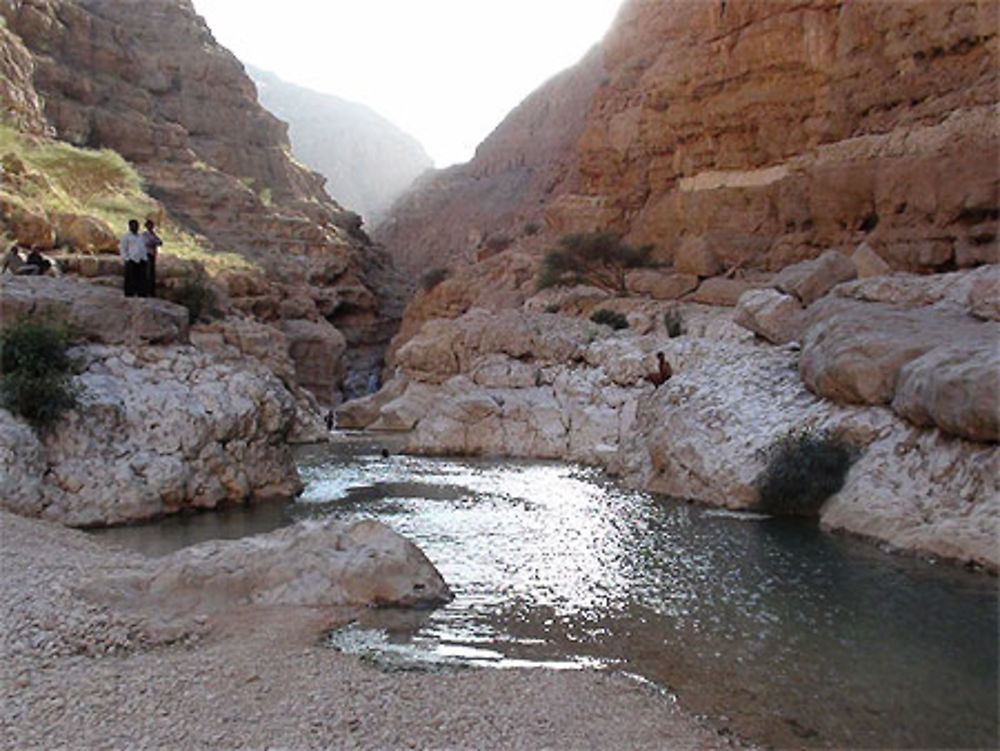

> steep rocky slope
[250,66,433,228]
[0,0,407,400]
[378,0,997,291]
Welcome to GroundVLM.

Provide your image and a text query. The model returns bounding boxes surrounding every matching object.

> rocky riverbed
[0,510,741,750]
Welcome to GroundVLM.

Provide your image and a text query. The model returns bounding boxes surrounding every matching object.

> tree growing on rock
[537,231,655,294]
[0,315,79,428]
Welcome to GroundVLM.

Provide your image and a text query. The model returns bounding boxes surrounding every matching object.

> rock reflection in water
[298,440,998,750]
[92,439,998,749]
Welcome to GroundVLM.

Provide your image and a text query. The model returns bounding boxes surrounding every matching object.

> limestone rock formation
[337,301,998,568]
[774,250,857,305]
[89,519,452,616]
[0,342,301,527]
[249,65,433,227]
[1,276,189,345]
[733,288,805,344]
[800,292,1000,442]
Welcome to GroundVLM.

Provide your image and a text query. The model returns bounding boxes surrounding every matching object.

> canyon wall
[378,0,998,284]
[250,66,433,228]
[0,0,407,399]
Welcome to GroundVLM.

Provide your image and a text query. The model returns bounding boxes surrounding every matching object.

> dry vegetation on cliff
[0,123,254,275]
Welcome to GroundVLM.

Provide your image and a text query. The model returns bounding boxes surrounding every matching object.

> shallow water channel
[95,437,998,749]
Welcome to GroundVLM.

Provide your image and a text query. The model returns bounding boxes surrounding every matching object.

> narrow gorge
[0,0,997,748]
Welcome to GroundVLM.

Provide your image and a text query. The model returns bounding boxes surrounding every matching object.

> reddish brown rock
[892,342,1000,443]
[280,318,347,407]
[685,277,762,307]
[624,270,699,300]
[674,237,723,278]
[377,0,998,301]
[775,250,857,305]
[734,289,805,344]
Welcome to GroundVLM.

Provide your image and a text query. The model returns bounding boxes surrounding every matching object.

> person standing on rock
[142,219,163,297]
[119,219,148,297]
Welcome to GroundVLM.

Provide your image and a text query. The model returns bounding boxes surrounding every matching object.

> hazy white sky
[191,0,623,167]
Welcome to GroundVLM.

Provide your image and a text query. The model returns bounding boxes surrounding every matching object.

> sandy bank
[0,510,742,750]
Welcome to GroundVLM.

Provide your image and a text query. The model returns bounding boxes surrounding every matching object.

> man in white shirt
[119,219,148,297]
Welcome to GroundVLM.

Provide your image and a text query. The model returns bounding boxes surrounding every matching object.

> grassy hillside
[0,123,254,274]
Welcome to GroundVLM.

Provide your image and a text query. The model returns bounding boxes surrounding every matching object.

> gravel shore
[1,511,742,750]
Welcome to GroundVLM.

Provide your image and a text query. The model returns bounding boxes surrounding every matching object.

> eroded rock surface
[0,343,301,527]
[339,302,998,568]
[89,519,452,616]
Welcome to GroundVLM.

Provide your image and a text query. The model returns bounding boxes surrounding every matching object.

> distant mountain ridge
[249,65,433,227]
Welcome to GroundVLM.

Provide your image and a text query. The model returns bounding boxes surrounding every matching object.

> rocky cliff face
[250,66,433,228]
[0,0,407,400]
[378,0,997,285]
[374,46,607,277]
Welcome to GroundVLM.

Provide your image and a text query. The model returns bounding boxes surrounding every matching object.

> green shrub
[537,231,655,293]
[483,234,512,253]
[664,309,686,338]
[0,316,79,428]
[590,308,629,330]
[164,271,216,323]
[523,222,541,236]
[420,267,449,292]
[755,430,857,516]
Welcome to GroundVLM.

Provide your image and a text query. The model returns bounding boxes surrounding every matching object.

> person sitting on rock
[119,219,149,297]
[25,246,53,275]
[646,351,673,388]
[2,245,30,275]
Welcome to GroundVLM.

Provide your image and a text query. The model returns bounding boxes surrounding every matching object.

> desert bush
[164,271,216,323]
[0,316,79,428]
[537,231,655,294]
[664,308,686,338]
[755,429,857,516]
[420,267,450,292]
[484,234,513,253]
[523,222,541,236]
[590,308,629,330]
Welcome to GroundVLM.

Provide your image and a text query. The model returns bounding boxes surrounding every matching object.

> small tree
[755,429,857,516]
[163,270,216,324]
[0,316,79,428]
[537,231,654,294]
[590,309,629,330]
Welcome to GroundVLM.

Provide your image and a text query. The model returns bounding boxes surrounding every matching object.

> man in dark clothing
[142,219,163,297]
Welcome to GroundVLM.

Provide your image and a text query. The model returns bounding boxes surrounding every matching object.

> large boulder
[775,250,857,305]
[733,288,804,344]
[624,270,699,300]
[892,342,1000,443]
[800,299,989,406]
[674,236,723,278]
[1,276,189,345]
[89,519,453,616]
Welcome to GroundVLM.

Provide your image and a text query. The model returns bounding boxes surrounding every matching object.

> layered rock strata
[376,0,997,341]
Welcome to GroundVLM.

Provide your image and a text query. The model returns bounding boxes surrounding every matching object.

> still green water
[94,437,999,749]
